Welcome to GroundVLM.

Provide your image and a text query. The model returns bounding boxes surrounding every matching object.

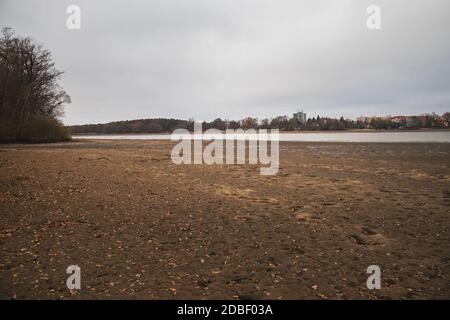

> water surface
[73,131,450,143]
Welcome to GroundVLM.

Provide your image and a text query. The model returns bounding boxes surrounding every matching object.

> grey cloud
[1,0,449,124]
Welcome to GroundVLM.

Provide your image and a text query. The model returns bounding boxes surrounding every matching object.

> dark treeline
[69,113,450,135]
[70,118,191,135]
[0,27,70,142]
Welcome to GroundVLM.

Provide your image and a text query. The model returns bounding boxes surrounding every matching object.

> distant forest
[69,113,450,135]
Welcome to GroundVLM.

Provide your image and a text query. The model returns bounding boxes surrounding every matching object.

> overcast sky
[1,0,449,125]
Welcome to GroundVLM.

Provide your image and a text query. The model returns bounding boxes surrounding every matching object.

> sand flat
[0,140,449,299]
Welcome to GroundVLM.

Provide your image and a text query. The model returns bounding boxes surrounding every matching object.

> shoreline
[70,128,450,136]
[69,131,450,144]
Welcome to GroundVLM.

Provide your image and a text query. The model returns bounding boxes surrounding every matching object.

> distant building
[293,111,307,125]
[405,116,418,127]
[391,116,419,127]
[356,116,367,124]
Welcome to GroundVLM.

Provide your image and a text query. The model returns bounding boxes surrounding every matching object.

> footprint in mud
[344,225,391,246]
[295,212,313,221]
[349,234,367,245]
[216,185,279,205]
[361,226,378,236]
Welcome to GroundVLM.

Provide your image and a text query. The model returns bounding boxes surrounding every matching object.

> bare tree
[241,117,258,130]
[0,27,71,141]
